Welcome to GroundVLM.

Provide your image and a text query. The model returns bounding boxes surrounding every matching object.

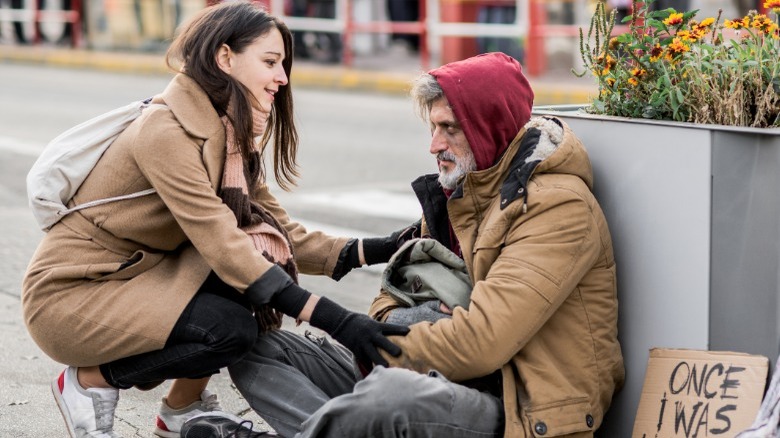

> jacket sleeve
[368,291,403,322]
[132,113,274,291]
[380,185,603,381]
[252,182,350,276]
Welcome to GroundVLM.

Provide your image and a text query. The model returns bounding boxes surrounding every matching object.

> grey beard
[438,149,477,190]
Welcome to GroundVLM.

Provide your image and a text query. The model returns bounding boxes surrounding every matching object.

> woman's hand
[309,297,410,368]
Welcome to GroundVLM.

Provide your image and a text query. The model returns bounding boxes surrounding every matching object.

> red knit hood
[429,52,534,171]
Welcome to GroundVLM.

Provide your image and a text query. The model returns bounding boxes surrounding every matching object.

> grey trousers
[228,329,505,438]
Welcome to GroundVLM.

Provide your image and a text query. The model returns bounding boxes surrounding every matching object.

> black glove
[309,296,410,368]
[362,219,422,266]
[247,265,311,318]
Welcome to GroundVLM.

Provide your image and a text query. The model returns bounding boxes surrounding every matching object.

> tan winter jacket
[22,74,349,366]
[370,117,625,438]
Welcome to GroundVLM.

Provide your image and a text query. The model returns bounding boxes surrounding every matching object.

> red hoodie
[428,52,534,171]
[428,53,534,255]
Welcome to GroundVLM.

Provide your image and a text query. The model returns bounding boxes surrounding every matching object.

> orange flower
[628,77,639,86]
[752,14,775,34]
[606,54,617,69]
[764,0,780,12]
[664,12,684,26]
[665,38,690,60]
[725,17,750,29]
[631,67,647,78]
[606,77,616,87]
[676,30,700,42]
[609,37,620,50]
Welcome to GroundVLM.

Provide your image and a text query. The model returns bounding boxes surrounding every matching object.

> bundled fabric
[26,98,160,231]
[381,238,472,310]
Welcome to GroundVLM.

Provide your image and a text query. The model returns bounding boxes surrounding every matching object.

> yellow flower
[752,14,775,34]
[628,77,639,86]
[726,17,751,29]
[631,67,647,78]
[676,30,699,42]
[699,17,715,27]
[764,0,780,12]
[609,37,620,50]
[667,38,690,56]
[606,55,617,69]
[664,12,684,26]
[649,43,664,61]
[606,77,616,87]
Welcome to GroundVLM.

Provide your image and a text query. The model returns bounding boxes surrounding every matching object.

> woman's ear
[216,44,232,75]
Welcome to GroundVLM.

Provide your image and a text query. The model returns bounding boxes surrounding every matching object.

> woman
[21,2,410,437]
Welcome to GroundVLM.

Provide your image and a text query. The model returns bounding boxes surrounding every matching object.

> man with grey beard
[216,52,624,438]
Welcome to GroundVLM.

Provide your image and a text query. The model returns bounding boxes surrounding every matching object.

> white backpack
[27,98,161,231]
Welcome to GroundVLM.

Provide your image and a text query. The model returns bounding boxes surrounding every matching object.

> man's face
[429,97,476,190]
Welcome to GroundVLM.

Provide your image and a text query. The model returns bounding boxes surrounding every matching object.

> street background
[0,0,749,434]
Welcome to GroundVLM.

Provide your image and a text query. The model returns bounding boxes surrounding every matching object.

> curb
[0,45,595,104]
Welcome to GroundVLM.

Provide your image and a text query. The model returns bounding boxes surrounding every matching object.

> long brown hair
[166,1,299,190]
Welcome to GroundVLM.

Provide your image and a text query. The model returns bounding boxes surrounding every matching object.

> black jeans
[100,272,258,389]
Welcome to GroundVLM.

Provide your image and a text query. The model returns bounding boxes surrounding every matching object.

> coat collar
[155,74,226,190]
[451,116,571,212]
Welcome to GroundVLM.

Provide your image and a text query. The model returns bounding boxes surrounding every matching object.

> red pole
[525,0,546,76]
[419,0,429,69]
[343,0,353,67]
[71,0,81,47]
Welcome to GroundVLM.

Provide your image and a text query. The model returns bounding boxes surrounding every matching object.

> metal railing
[0,0,82,47]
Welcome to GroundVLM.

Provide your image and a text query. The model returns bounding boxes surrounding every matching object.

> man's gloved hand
[385,300,453,326]
[309,296,410,368]
[363,219,422,265]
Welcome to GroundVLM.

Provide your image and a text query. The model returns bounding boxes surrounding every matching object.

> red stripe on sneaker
[57,371,65,393]
[156,416,171,432]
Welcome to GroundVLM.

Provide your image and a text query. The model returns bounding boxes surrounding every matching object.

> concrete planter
[531,105,780,437]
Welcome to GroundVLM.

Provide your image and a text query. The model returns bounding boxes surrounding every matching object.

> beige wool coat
[370,118,625,438]
[22,74,349,367]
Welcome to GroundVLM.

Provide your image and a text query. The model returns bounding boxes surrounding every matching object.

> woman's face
[218,27,288,113]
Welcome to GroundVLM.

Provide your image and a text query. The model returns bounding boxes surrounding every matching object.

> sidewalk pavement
[0,44,597,105]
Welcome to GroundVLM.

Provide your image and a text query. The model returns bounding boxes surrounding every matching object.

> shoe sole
[153,427,179,438]
[51,375,78,438]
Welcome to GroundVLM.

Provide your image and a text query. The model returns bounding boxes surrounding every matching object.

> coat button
[586,414,594,428]
[534,421,548,435]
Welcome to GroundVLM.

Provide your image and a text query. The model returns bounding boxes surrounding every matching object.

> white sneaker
[154,389,222,437]
[51,366,121,438]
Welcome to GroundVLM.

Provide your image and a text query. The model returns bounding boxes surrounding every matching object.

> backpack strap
[60,188,158,217]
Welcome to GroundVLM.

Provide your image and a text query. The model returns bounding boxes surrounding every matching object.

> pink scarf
[219,108,298,331]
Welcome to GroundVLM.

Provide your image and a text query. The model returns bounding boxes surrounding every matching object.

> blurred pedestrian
[387,0,420,52]
[21,2,410,437]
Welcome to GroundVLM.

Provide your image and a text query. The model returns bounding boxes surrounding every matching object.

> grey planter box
[531,105,780,437]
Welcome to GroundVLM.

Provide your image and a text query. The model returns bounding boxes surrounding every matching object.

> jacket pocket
[90,250,165,281]
[525,397,595,437]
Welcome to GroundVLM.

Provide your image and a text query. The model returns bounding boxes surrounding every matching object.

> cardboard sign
[632,348,769,438]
